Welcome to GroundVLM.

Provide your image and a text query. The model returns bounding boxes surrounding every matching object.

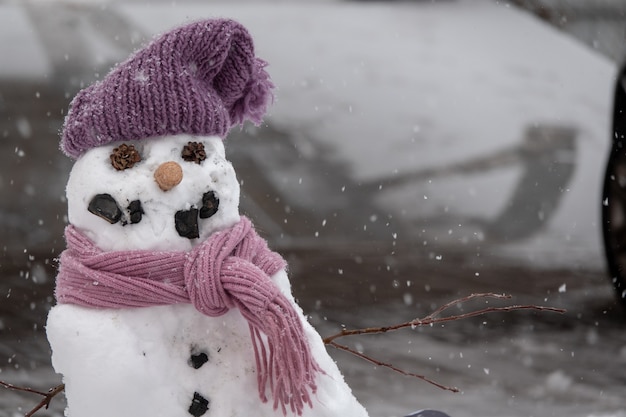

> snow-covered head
[60,18,273,159]
[66,135,240,252]
[59,18,274,252]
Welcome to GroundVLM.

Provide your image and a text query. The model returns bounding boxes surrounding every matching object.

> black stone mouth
[174,191,220,239]
[87,191,219,240]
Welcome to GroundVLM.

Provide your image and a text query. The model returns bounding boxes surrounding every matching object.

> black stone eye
[188,392,209,417]
[88,194,122,224]
[181,142,206,164]
[127,200,144,224]
[199,191,219,219]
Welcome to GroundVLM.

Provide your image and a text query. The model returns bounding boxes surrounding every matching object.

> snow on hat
[61,18,273,159]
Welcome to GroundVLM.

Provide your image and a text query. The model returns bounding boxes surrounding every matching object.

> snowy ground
[1,1,624,416]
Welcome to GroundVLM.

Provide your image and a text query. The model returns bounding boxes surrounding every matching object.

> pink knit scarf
[56,216,320,415]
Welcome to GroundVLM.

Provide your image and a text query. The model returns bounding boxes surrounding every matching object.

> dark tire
[602,63,626,306]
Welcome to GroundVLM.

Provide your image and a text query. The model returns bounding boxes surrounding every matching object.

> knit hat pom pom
[230,59,274,126]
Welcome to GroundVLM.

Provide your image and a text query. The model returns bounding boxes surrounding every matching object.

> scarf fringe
[249,302,321,415]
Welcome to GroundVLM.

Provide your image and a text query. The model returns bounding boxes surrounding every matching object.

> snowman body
[46,135,369,417]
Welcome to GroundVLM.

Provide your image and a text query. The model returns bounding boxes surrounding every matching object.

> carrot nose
[154,161,183,191]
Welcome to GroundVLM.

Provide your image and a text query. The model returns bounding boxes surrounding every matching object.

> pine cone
[110,144,141,170]
[181,142,207,164]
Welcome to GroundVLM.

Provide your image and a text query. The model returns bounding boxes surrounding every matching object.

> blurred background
[1,0,625,416]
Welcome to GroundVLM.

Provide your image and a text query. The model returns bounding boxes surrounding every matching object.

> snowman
[46,19,370,417]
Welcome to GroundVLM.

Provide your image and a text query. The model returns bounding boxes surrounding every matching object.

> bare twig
[0,380,65,417]
[323,292,566,391]
[328,341,459,392]
[323,292,566,344]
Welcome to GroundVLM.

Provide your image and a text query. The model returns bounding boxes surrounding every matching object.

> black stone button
[188,352,209,369]
[188,392,209,417]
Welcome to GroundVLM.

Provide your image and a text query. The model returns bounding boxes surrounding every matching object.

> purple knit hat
[61,18,273,159]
